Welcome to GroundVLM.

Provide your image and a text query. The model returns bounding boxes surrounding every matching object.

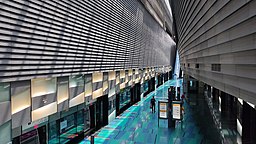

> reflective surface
[79,79,222,144]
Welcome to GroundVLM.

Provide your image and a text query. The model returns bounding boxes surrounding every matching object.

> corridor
[80,79,218,144]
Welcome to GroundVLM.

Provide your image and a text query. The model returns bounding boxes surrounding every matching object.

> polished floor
[79,79,221,144]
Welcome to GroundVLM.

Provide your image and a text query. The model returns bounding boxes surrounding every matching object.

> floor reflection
[79,79,223,144]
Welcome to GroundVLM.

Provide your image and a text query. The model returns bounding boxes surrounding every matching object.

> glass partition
[119,87,131,109]
[76,110,84,132]
[143,81,149,93]
[84,107,90,131]
[48,121,58,144]
[59,113,76,144]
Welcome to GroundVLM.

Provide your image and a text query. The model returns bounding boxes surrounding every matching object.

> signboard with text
[158,100,168,119]
[172,101,182,120]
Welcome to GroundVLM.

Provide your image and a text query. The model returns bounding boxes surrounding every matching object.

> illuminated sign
[172,101,182,120]
[158,100,168,119]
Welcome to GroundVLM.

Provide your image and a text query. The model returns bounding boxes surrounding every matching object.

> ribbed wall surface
[0,0,176,82]
[172,0,256,104]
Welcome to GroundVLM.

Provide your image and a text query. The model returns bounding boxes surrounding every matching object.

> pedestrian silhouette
[151,96,156,113]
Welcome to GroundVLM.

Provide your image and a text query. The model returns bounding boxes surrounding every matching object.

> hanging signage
[158,100,168,119]
[172,101,182,120]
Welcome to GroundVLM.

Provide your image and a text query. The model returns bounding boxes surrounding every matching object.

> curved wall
[0,0,176,82]
[171,0,256,104]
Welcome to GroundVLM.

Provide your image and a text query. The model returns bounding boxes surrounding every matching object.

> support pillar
[198,81,204,94]
[220,91,228,113]
[242,102,256,143]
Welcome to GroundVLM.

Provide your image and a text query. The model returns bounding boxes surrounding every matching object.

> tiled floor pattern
[79,79,211,144]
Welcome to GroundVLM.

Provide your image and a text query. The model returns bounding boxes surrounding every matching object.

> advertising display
[172,101,182,120]
[158,100,168,127]
[159,102,167,118]
[158,100,168,119]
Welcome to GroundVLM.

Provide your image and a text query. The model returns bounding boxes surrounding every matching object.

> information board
[172,103,181,120]
[159,102,167,118]
[158,100,168,119]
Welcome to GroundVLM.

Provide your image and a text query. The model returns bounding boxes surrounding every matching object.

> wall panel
[0,0,175,82]
[172,0,256,104]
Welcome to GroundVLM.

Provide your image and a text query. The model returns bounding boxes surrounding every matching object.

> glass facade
[0,69,156,144]
[48,105,90,144]
[76,110,84,132]
[143,81,149,94]
[59,110,79,143]
[48,121,58,144]
[84,108,90,131]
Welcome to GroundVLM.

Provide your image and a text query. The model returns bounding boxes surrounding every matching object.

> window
[195,64,199,69]
[188,63,190,68]
[211,64,221,71]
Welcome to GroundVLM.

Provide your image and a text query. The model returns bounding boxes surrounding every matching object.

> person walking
[181,92,185,103]
[150,96,156,113]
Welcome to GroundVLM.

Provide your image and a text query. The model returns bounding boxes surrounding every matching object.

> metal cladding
[0,0,176,82]
[171,0,256,104]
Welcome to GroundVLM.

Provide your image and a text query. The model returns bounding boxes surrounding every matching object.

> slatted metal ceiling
[0,0,175,82]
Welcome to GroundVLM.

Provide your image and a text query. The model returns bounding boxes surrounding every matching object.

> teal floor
[79,79,216,144]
